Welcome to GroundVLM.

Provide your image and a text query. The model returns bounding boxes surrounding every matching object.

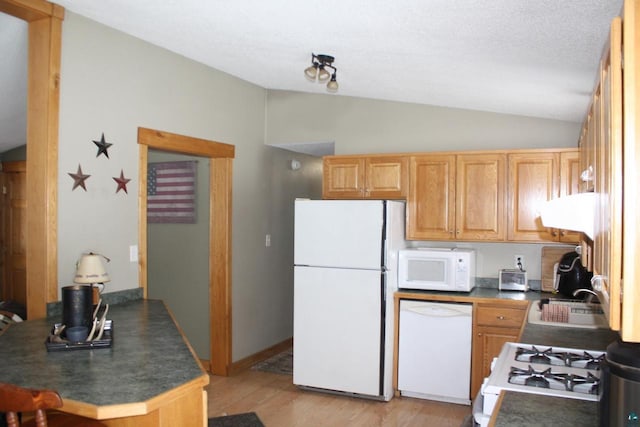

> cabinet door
[322,157,365,199]
[595,16,623,332]
[407,155,456,240]
[507,152,559,241]
[558,151,582,243]
[0,163,27,307]
[365,156,408,199]
[470,302,526,398]
[470,326,520,398]
[456,154,506,241]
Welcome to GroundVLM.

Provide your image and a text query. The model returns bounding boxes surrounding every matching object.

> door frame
[0,0,63,319]
[138,127,235,376]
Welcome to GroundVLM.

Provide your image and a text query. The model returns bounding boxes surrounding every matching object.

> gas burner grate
[515,346,603,369]
[508,365,600,395]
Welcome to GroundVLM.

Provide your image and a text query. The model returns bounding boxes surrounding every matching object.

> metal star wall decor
[68,164,90,191]
[92,132,113,158]
[113,169,131,194]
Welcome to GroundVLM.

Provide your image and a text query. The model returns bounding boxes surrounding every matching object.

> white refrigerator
[293,199,406,401]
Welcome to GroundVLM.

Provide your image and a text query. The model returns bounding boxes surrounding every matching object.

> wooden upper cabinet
[456,154,506,241]
[365,156,408,199]
[407,153,505,241]
[508,152,558,241]
[323,157,365,199]
[322,155,407,199]
[559,151,583,243]
[407,154,456,240]
[591,15,623,334]
[507,150,581,243]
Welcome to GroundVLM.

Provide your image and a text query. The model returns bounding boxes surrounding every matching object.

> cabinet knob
[456,229,460,234]
[551,229,558,237]
[560,230,566,236]
[496,315,506,320]
[580,166,594,182]
[591,275,604,292]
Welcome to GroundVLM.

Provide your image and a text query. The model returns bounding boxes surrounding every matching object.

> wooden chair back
[0,382,107,427]
[0,382,63,427]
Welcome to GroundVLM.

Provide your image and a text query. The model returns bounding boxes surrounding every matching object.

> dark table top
[0,299,206,407]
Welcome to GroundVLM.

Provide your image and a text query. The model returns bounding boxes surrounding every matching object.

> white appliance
[398,248,475,292]
[293,199,406,401]
[397,300,473,405]
[474,342,604,426]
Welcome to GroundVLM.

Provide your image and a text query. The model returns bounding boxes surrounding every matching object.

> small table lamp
[74,252,111,295]
[61,253,110,331]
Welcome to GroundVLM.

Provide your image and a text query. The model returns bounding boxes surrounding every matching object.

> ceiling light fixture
[304,53,339,92]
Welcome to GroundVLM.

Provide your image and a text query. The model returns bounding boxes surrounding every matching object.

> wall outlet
[514,254,525,271]
[265,234,271,247]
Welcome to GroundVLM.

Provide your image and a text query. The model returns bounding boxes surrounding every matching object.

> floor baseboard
[227,337,293,376]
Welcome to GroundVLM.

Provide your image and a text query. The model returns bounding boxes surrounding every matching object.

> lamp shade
[304,65,318,80]
[74,253,110,284]
[327,77,339,92]
[317,67,330,82]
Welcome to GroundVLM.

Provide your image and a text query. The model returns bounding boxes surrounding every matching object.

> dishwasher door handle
[401,302,472,318]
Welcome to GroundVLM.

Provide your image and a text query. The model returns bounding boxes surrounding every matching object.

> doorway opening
[138,127,235,375]
[0,0,63,320]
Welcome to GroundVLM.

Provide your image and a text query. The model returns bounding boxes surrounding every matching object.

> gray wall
[265,90,581,154]
[147,151,210,359]
[56,12,323,361]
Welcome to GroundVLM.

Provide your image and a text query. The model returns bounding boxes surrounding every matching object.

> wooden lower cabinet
[470,302,527,398]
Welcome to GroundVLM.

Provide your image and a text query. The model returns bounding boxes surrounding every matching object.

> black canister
[61,285,93,329]
[600,339,640,426]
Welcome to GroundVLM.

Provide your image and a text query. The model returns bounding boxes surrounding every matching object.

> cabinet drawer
[476,305,526,328]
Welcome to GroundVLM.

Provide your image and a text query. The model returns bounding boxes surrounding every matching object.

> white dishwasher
[397,300,472,405]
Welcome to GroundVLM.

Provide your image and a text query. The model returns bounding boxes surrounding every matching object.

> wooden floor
[206,370,471,427]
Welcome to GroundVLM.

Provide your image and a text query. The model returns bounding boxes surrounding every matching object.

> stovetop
[482,342,604,401]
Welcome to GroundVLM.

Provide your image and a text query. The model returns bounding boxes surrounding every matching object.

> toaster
[499,269,529,291]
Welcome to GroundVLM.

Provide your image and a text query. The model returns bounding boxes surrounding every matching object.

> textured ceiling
[1,1,624,153]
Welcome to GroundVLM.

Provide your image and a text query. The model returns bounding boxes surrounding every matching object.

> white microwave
[398,248,476,292]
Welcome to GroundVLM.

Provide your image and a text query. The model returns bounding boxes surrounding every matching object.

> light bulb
[317,67,330,82]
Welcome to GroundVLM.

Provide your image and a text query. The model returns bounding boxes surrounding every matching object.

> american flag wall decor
[147,160,197,223]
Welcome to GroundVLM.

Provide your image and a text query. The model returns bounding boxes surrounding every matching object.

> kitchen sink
[527,299,608,329]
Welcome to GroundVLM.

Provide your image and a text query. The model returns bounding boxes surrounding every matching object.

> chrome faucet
[572,288,599,303]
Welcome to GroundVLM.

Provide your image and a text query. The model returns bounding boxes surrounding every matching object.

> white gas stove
[474,342,604,426]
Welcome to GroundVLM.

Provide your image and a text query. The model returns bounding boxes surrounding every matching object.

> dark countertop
[395,286,547,303]
[0,299,207,407]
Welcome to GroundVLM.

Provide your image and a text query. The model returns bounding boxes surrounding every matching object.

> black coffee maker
[555,251,593,298]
